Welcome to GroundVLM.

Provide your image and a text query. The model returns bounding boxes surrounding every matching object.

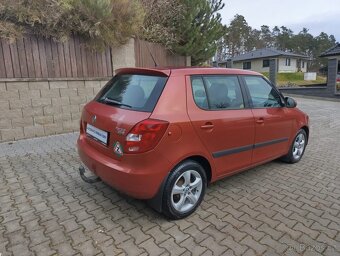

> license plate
[86,124,108,145]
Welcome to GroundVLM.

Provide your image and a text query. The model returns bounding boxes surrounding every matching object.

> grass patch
[261,72,327,86]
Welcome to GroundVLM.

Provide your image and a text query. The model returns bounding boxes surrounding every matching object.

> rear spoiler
[115,67,171,77]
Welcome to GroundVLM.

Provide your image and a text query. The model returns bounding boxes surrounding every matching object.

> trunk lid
[82,102,151,159]
[80,72,168,159]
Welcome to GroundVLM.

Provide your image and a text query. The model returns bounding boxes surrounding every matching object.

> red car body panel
[77,67,309,199]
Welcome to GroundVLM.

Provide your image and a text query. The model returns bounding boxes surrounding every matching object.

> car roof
[116,67,261,77]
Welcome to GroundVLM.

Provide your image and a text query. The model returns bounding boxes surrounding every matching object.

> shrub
[0,0,144,49]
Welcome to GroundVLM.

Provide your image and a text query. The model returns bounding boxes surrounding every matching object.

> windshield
[97,74,167,112]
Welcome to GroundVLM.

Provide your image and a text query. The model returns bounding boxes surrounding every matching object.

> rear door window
[97,74,167,112]
[191,75,245,110]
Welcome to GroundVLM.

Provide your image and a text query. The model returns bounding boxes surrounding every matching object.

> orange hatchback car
[77,67,309,219]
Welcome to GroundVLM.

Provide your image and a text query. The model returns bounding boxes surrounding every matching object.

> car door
[241,75,293,164]
[187,75,255,177]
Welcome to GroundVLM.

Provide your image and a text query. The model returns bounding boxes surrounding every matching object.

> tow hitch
[79,165,101,183]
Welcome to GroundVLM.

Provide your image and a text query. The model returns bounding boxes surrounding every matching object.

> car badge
[115,127,126,136]
[92,115,96,124]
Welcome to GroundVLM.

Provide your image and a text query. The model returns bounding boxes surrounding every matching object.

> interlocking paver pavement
[1,97,340,256]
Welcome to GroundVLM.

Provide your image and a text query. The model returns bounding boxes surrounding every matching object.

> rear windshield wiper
[101,97,132,108]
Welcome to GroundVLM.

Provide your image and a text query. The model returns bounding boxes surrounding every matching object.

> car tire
[281,129,307,163]
[162,160,207,219]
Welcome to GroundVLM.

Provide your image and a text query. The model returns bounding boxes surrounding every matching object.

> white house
[218,48,309,73]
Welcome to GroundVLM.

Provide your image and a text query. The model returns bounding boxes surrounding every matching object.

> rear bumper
[77,134,172,199]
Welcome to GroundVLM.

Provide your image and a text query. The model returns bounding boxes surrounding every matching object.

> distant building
[218,48,310,73]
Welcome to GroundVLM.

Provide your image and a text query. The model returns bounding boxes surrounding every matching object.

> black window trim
[238,75,286,109]
[190,74,250,111]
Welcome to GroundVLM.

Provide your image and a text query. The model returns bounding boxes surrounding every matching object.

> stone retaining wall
[0,78,109,142]
[279,85,340,99]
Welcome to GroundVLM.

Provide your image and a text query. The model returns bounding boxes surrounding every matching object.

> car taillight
[124,119,169,153]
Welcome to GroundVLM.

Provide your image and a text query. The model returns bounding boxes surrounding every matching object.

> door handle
[201,123,214,129]
[256,118,264,124]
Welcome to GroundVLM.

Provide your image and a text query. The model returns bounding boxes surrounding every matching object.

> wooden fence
[0,36,113,79]
[134,39,187,68]
[0,37,188,79]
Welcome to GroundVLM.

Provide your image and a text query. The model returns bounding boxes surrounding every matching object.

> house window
[243,61,251,70]
[263,59,270,68]
[285,58,291,66]
[302,61,305,68]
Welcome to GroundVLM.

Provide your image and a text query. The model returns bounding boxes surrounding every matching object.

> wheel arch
[147,154,213,213]
[184,155,212,183]
[300,125,309,143]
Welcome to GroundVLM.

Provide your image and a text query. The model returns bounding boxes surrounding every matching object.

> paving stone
[220,236,248,255]
[1,97,340,255]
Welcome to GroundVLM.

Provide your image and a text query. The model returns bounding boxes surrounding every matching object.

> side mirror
[285,97,297,108]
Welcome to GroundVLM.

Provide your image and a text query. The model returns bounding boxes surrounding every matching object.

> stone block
[71,112,81,121]
[62,105,79,114]
[68,81,85,88]
[78,88,94,97]
[12,117,34,127]
[85,96,94,102]
[40,89,60,98]
[0,90,20,100]
[19,90,41,100]
[71,96,87,105]
[0,119,12,129]
[60,88,78,98]
[0,109,22,119]
[34,116,53,125]
[79,103,87,110]
[24,125,45,137]
[53,113,71,123]
[63,120,79,132]
[49,81,68,89]
[85,81,101,88]
[9,99,32,109]
[0,100,9,110]
[44,123,63,135]
[100,80,109,88]
[28,81,49,90]
[93,87,102,94]
[52,97,70,106]
[43,105,62,115]
[0,82,6,91]
[6,82,29,91]
[22,107,44,117]
[32,98,51,107]
[1,127,24,141]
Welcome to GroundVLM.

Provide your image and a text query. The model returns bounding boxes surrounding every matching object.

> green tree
[260,25,274,48]
[244,29,261,51]
[172,0,226,65]
[275,26,294,50]
[293,28,315,56]
[224,14,251,57]
[312,32,336,70]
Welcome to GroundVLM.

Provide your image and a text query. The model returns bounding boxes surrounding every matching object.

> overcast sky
[220,0,340,41]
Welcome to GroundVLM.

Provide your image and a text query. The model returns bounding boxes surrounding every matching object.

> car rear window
[97,74,167,112]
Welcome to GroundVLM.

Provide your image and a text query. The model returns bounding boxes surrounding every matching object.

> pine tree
[171,0,226,65]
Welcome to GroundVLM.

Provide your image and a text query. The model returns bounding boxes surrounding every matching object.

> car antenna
[145,41,158,67]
